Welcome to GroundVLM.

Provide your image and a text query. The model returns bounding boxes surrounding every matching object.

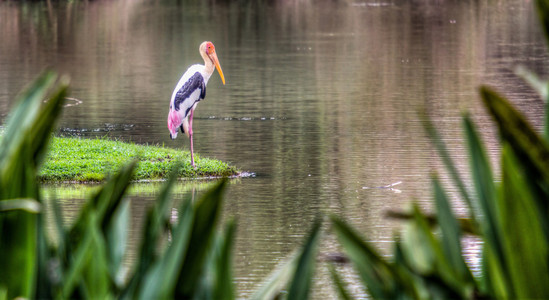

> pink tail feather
[167,109,182,139]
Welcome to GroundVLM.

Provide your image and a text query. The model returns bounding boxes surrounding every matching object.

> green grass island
[39,136,240,182]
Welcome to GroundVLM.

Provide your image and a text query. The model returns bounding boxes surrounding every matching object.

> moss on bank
[39,137,239,182]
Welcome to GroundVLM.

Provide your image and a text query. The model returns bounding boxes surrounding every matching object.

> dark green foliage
[4,1,549,298]
[330,85,549,298]
[251,221,323,300]
[0,72,241,299]
[286,220,321,300]
[0,71,67,299]
[324,1,549,298]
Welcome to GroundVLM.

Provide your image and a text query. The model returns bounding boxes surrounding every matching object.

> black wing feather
[173,72,206,113]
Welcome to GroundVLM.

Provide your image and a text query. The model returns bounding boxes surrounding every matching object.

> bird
[167,41,225,168]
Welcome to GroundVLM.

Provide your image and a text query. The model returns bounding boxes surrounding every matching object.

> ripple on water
[44,97,83,107]
[60,123,136,135]
[205,116,284,121]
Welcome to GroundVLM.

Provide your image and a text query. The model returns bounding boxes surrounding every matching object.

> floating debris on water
[205,116,285,121]
[60,123,136,135]
[238,171,257,178]
[44,97,83,107]
[351,2,393,7]
[363,181,402,193]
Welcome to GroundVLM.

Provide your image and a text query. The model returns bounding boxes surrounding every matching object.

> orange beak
[209,52,225,85]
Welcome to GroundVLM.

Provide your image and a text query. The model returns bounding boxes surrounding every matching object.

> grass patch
[39,136,239,182]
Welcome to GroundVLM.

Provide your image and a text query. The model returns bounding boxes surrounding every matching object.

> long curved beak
[209,52,225,85]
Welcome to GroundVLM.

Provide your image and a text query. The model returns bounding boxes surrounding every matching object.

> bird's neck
[201,52,215,77]
[204,60,215,76]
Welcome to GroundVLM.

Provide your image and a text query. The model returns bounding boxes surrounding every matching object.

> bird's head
[200,41,225,85]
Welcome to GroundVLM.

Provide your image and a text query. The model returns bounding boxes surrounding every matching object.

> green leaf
[480,86,549,246]
[499,145,549,298]
[432,176,474,285]
[250,249,301,300]
[331,216,416,299]
[68,161,136,250]
[0,71,56,170]
[138,199,194,300]
[463,116,500,246]
[463,113,511,298]
[386,210,479,236]
[480,86,549,196]
[401,205,464,298]
[0,198,41,213]
[174,179,227,298]
[0,72,67,300]
[535,0,549,46]
[420,112,477,223]
[121,164,179,299]
[210,220,237,300]
[328,264,353,300]
[515,66,548,102]
[105,199,130,287]
[287,220,322,300]
[60,212,99,299]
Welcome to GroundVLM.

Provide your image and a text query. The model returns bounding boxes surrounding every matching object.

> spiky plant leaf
[463,114,511,298]
[138,199,194,300]
[480,86,549,200]
[420,113,477,223]
[514,66,549,139]
[402,204,468,298]
[0,199,41,213]
[287,220,321,300]
[331,216,417,299]
[106,199,130,287]
[432,176,475,293]
[535,0,549,46]
[174,179,227,298]
[328,264,353,300]
[0,72,67,299]
[210,220,237,300]
[499,145,549,298]
[121,164,179,299]
[250,250,299,300]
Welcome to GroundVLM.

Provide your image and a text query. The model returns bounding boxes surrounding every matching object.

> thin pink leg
[189,109,195,168]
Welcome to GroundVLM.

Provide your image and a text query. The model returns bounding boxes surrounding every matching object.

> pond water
[1,0,548,298]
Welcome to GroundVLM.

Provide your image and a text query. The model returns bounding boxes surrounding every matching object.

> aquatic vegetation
[40,136,239,182]
[0,71,317,299]
[0,72,234,299]
[322,1,549,299]
[2,0,549,298]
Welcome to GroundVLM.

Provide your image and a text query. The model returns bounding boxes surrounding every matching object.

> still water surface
[1,0,548,297]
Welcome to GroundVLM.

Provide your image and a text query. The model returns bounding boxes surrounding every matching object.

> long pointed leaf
[535,0,549,46]
[328,264,353,300]
[211,220,237,300]
[420,112,477,223]
[250,250,300,300]
[121,164,180,299]
[432,175,474,289]
[0,72,67,299]
[287,220,322,300]
[480,86,549,196]
[499,145,549,298]
[174,179,227,298]
[331,216,416,299]
[106,199,130,287]
[138,199,194,300]
[463,113,511,298]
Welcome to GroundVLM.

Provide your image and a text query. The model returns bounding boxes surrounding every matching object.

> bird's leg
[189,109,195,168]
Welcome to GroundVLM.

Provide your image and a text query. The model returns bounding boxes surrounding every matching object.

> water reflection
[1,0,548,298]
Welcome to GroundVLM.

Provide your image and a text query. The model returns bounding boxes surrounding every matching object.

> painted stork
[167,41,226,168]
